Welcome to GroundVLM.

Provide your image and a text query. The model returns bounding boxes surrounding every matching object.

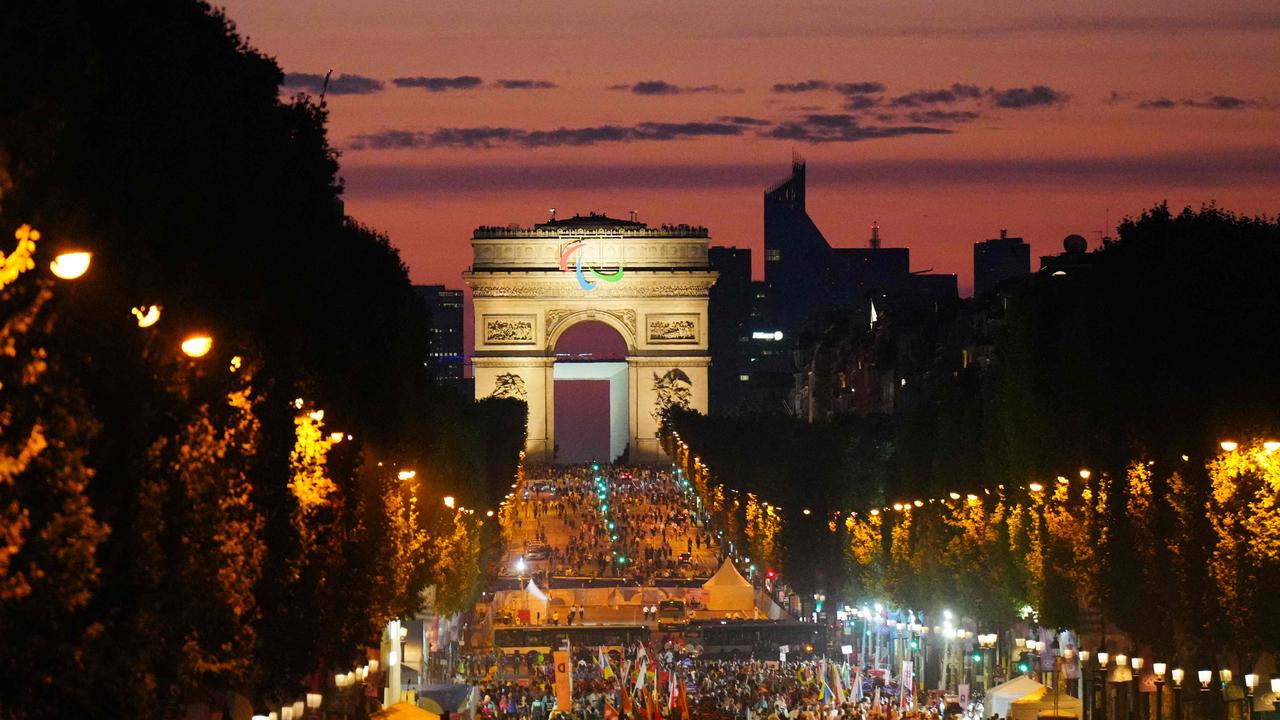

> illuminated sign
[559,240,623,291]
[752,330,784,341]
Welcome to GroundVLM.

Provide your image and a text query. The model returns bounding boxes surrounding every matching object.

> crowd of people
[507,466,718,581]
[467,647,976,720]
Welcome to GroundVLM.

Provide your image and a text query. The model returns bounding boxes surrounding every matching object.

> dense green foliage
[667,204,1280,663]
[0,1,524,717]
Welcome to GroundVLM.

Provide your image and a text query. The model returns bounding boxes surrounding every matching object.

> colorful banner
[901,661,914,708]
[553,650,572,712]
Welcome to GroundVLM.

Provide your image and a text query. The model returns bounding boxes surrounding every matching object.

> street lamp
[1098,652,1111,720]
[1154,663,1167,720]
[1220,441,1239,452]
[1245,674,1258,720]
[181,334,213,358]
[1130,658,1144,720]
[1172,668,1185,720]
[1080,650,1092,720]
[443,495,455,509]
[49,251,92,280]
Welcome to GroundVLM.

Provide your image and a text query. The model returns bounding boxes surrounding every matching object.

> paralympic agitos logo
[559,240,624,291]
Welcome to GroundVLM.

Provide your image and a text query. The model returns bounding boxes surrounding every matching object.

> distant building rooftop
[475,211,707,238]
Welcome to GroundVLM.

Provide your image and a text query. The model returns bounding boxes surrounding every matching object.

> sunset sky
[221,0,1280,294]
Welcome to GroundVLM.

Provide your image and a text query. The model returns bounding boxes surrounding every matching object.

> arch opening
[552,321,629,464]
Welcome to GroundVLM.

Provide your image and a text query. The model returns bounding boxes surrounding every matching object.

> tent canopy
[702,560,754,611]
[703,559,751,588]
[988,676,1045,719]
[1009,688,1081,720]
[371,702,441,720]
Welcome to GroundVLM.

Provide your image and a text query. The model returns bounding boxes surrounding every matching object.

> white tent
[1009,688,1081,720]
[988,676,1045,719]
[701,559,754,612]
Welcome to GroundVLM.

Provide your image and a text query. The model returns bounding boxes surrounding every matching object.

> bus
[656,599,687,629]
[493,624,649,662]
[682,619,827,659]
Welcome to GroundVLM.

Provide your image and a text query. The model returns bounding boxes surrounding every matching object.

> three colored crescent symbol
[559,241,624,291]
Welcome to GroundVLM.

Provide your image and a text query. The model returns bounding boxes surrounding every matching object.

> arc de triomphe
[464,213,716,464]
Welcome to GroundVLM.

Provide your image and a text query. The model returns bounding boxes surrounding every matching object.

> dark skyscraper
[764,157,845,335]
[764,158,957,336]
[707,246,753,414]
[414,284,465,392]
[973,229,1031,297]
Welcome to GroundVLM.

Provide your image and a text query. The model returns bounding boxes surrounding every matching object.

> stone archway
[465,213,717,464]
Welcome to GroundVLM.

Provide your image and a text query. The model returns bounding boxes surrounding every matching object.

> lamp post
[1131,657,1145,720]
[1244,674,1258,720]
[1171,668,1184,720]
[1099,652,1111,720]
[1080,650,1092,720]
[1218,669,1234,720]
[1199,670,1213,720]
[1153,663,1166,720]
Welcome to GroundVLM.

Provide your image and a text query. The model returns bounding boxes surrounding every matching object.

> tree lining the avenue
[663,204,1280,665]
[0,1,525,716]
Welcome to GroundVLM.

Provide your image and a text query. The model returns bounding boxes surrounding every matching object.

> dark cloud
[772,80,885,95]
[1130,94,1273,111]
[762,113,951,143]
[340,147,1280,197]
[612,80,741,95]
[834,82,886,95]
[772,80,831,93]
[631,122,744,139]
[890,84,983,107]
[282,72,384,96]
[392,75,484,92]
[990,85,1068,108]
[717,115,773,126]
[906,109,982,123]
[349,120,746,149]
[493,79,557,90]
[889,83,1064,109]
[843,95,879,111]
[1183,95,1252,110]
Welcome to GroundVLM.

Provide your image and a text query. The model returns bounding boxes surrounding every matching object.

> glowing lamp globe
[181,335,213,358]
[50,251,91,280]
[132,305,161,327]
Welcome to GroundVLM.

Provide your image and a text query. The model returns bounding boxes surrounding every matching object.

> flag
[600,648,615,680]
[668,669,677,711]
[853,667,864,702]
[604,699,620,720]
[634,658,647,695]
[678,679,691,720]
[622,686,633,717]
[831,661,846,704]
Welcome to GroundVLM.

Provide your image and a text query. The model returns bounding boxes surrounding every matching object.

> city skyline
[221,0,1280,294]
